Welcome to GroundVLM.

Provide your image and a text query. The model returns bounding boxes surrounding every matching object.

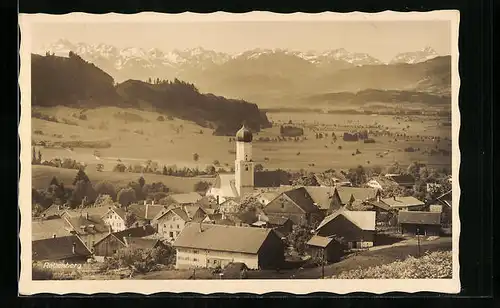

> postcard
[19,10,460,295]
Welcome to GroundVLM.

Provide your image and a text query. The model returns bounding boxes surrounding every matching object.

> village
[32,125,453,280]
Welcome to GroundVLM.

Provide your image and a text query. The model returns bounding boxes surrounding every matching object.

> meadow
[30,106,452,180]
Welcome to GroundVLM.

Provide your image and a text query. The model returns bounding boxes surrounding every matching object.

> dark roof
[254,170,291,188]
[398,211,441,225]
[336,187,379,204]
[128,204,166,220]
[282,187,319,213]
[302,186,337,210]
[235,125,253,142]
[124,237,160,250]
[173,223,277,254]
[265,215,292,226]
[387,174,415,185]
[32,235,91,261]
[113,225,156,241]
[367,200,392,211]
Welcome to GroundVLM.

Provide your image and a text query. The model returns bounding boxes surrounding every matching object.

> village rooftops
[317,209,376,231]
[127,203,166,220]
[123,237,160,250]
[280,187,320,213]
[306,235,334,248]
[94,225,157,247]
[398,211,441,225]
[301,186,337,210]
[384,174,416,186]
[381,196,425,209]
[32,217,73,241]
[173,223,277,254]
[336,186,380,205]
[32,235,91,261]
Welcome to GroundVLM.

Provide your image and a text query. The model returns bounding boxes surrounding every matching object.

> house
[251,215,294,236]
[366,176,399,191]
[364,200,397,226]
[155,205,207,243]
[428,190,452,226]
[398,211,442,236]
[101,206,128,232]
[335,187,381,208]
[93,225,156,257]
[173,223,285,270]
[263,187,324,226]
[303,186,342,214]
[217,199,240,214]
[381,196,426,211]
[40,203,67,219]
[32,235,92,262]
[32,217,73,241]
[256,192,281,206]
[127,202,166,226]
[316,209,376,249]
[202,213,238,226]
[64,214,110,250]
[306,235,345,263]
[384,174,416,188]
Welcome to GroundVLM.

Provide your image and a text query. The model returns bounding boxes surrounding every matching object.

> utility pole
[321,247,325,279]
[417,227,421,257]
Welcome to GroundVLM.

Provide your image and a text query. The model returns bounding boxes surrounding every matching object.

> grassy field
[31,106,452,176]
[32,165,215,192]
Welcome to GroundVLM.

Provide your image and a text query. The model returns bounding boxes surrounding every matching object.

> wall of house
[102,212,126,232]
[93,235,125,257]
[79,232,107,252]
[175,247,259,269]
[317,214,375,245]
[400,224,441,236]
[257,232,285,269]
[157,212,186,243]
[265,195,308,225]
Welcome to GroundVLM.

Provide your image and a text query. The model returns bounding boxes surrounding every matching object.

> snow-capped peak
[390,46,439,64]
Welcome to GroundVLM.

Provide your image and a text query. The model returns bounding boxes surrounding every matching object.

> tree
[37,150,42,164]
[128,181,144,200]
[73,169,90,185]
[70,180,97,207]
[117,188,137,207]
[213,160,220,166]
[93,194,115,208]
[113,163,127,173]
[205,165,216,175]
[124,212,137,228]
[254,164,264,172]
[286,225,314,256]
[194,181,210,193]
[346,165,367,186]
[49,176,59,186]
[32,147,37,164]
[96,163,104,172]
[193,153,199,162]
[138,176,146,188]
[94,181,117,200]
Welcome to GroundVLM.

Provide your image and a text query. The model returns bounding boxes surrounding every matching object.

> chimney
[57,205,60,211]
[393,196,397,201]
[52,234,56,238]
[145,204,149,220]
[144,200,147,206]
[85,212,89,220]
[258,214,261,222]
[152,200,155,206]
[72,242,76,254]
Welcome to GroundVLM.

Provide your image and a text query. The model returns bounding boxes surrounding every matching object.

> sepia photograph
[18,11,460,294]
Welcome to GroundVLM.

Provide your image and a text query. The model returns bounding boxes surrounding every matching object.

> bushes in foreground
[331,250,452,279]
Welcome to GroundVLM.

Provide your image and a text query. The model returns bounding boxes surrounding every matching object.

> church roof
[235,125,253,142]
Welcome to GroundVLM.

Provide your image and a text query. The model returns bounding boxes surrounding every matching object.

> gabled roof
[168,192,203,205]
[367,200,391,211]
[257,192,281,202]
[63,206,112,219]
[101,207,127,221]
[169,207,190,221]
[127,203,166,220]
[306,235,334,248]
[41,203,66,218]
[173,223,277,254]
[32,235,91,261]
[317,209,376,231]
[32,218,73,241]
[265,215,292,226]
[382,196,425,208]
[183,205,207,220]
[367,176,399,189]
[124,237,160,250]
[386,174,415,185]
[65,215,109,235]
[96,225,157,246]
[302,186,337,210]
[336,187,379,204]
[398,211,441,225]
[281,187,319,213]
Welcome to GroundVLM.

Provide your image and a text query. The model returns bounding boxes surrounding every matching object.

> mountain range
[36,39,451,107]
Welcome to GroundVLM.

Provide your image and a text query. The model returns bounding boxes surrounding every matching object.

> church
[207,125,290,204]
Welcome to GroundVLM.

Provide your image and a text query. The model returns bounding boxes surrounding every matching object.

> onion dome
[235,125,253,142]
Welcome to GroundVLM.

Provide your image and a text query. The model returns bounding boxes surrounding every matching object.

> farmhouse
[101,206,128,232]
[316,209,376,249]
[155,205,206,242]
[127,202,166,226]
[280,185,342,215]
[32,235,91,262]
[173,223,285,270]
[32,217,73,241]
[93,225,156,257]
[398,211,442,236]
[263,187,324,225]
[306,235,345,263]
[381,196,426,211]
[251,215,294,236]
[64,214,110,250]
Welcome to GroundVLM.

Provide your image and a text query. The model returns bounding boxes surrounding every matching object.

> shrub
[100,245,176,274]
[156,115,165,121]
[331,250,452,279]
[194,181,210,193]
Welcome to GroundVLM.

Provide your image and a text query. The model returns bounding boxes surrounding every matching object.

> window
[245,165,249,171]
[163,224,166,228]
[281,203,285,209]
[169,232,174,238]
[193,258,198,261]
[176,224,180,229]
[193,250,198,254]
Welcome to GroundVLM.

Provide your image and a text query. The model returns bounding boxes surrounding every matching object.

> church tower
[234,124,254,197]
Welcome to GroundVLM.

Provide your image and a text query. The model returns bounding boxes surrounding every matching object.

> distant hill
[31,53,271,135]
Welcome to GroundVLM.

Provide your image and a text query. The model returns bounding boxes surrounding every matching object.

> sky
[31,21,451,63]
